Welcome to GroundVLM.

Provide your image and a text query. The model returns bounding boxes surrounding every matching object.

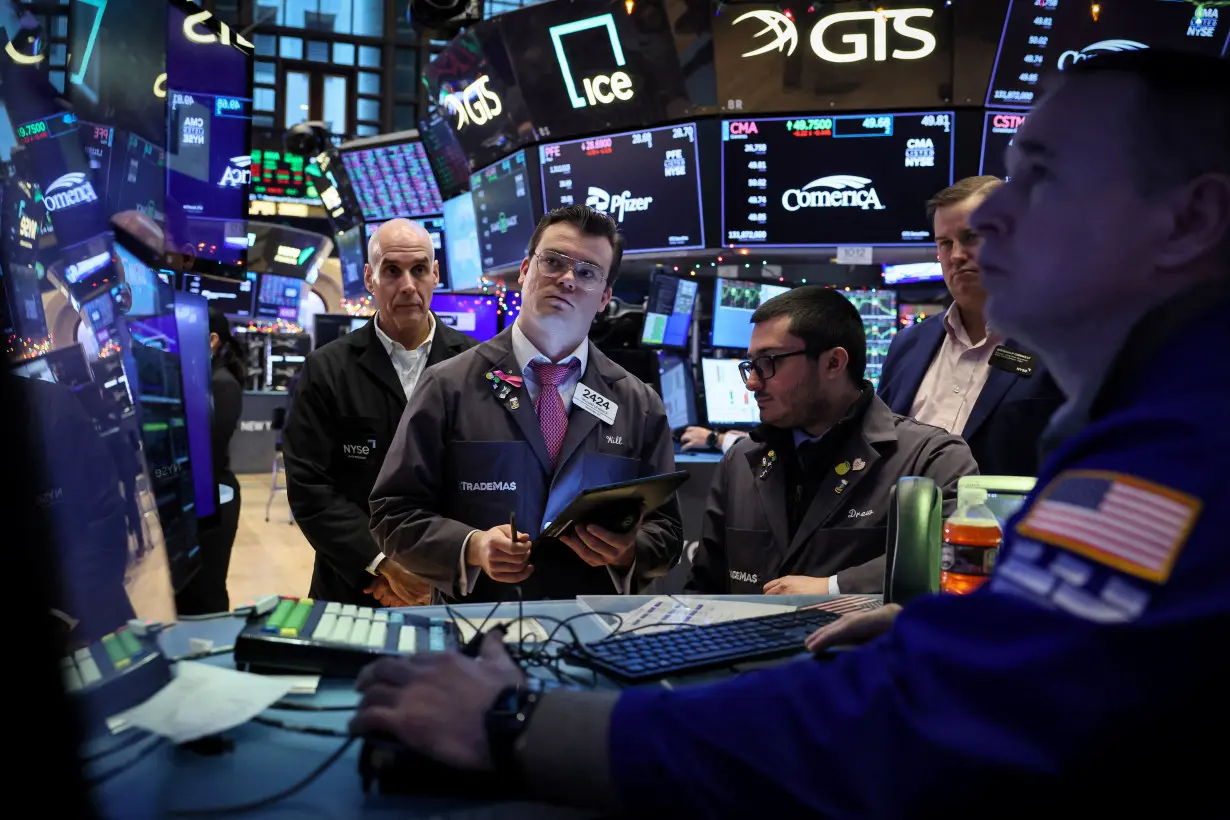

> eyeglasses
[738,349,810,384]
[532,250,607,292]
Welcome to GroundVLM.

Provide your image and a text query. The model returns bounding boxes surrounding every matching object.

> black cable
[167,738,356,817]
[267,701,356,712]
[85,735,168,787]
[176,608,253,622]
[251,715,349,738]
[169,645,235,662]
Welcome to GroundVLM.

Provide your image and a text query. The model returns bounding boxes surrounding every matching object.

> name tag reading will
[575,385,618,425]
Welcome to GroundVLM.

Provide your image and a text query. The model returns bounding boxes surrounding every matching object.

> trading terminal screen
[986,0,1229,108]
[658,351,698,430]
[883,261,943,285]
[641,273,698,349]
[839,288,897,389]
[721,112,954,247]
[470,150,537,272]
[342,139,443,221]
[182,271,256,318]
[364,215,449,290]
[336,226,366,299]
[702,357,760,427]
[980,110,1025,180]
[249,149,322,205]
[430,294,500,342]
[419,111,472,202]
[539,124,705,253]
[443,192,485,291]
[255,273,304,321]
[711,278,791,349]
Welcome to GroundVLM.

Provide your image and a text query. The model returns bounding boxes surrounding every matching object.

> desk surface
[89,595,835,818]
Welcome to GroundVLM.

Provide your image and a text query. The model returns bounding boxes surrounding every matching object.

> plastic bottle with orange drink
[941,488,1003,595]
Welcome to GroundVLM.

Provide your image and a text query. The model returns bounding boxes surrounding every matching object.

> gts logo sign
[343,439,378,460]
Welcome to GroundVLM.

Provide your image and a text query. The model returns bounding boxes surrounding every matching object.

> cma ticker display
[721,112,954,247]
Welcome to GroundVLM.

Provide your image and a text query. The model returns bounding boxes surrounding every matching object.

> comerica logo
[585,186,653,222]
[1057,39,1147,70]
[781,175,885,212]
[43,172,99,212]
[218,155,252,188]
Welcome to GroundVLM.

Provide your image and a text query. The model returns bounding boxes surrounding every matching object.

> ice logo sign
[549,14,635,109]
[781,175,885,212]
[1057,39,1148,70]
[43,172,100,212]
[218,155,252,188]
[585,187,653,222]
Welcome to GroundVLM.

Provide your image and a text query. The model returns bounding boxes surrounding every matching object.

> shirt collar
[792,428,824,449]
[943,304,1002,348]
[373,311,435,356]
[511,320,589,375]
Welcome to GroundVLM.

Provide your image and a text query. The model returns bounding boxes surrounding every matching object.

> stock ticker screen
[250,149,322,205]
[839,288,897,389]
[539,123,705,253]
[711,278,791,349]
[336,226,367,299]
[182,271,256,318]
[342,139,443,221]
[980,110,1025,180]
[471,150,538,271]
[443,192,486,292]
[255,273,304,321]
[641,273,698,349]
[986,0,1229,108]
[79,122,167,226]
[419,111,473,202]
[721,112,954,247]
[364,216,449,290]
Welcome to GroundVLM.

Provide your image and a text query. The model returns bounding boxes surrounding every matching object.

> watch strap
[485,681,546,782]
[706,431,719,449]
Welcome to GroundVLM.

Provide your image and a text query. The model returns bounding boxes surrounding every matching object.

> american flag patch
[1016,470,1202,584]
[801,595,884,615]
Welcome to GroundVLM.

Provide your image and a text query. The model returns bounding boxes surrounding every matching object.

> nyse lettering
[342,443,371,457]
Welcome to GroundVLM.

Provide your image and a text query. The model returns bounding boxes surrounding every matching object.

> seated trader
[678,425,747,454]
[686,287,977,596]
[370,205,683,602]
[348,51,1230,815]
[877,176,1064,476]
[284,219,476,607]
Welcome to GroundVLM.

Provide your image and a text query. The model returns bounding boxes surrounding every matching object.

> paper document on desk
[453,617,552,645]
[111,661,292,744]
[617,597,797,635]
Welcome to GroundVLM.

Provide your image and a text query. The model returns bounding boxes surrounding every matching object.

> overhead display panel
[980,109,1025,179]
[987,0,1229,108]
[419,110,473,201]
[713,1,954,115]
[721,112,954,247]
[471,150,539,272]
[341,134,443,221]
[539,123,705,253]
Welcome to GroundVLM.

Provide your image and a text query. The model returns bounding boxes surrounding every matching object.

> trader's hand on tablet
[468,524,533,584]
[562,512,643,569]
[804,604,902,653]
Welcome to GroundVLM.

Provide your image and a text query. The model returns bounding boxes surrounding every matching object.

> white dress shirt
[367,312,436,576]
[458,321,633,595]
[909,305,1003,436]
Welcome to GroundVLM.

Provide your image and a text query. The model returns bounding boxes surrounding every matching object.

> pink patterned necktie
[530,359,579,467]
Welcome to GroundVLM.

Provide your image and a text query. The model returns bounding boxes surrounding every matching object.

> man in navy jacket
[877,176,1064,477]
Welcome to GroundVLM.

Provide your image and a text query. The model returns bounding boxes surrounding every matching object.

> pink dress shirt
[909,306,1004,435]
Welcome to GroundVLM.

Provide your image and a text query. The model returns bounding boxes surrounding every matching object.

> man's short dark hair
[926,176,1004,221]
[527,205,625,288]
[751,286,867,383]
[1060,50,1230,194]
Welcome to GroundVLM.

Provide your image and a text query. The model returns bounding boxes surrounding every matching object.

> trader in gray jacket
[687,287,978,596]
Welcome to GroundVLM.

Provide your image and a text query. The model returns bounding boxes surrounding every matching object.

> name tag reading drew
[575,385,618,425]
[989,345,1037,377]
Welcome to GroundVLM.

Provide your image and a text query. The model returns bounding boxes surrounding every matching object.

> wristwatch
[706,430,719,449]
[485,677,548,782]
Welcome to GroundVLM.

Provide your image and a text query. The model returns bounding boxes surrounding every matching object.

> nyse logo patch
[240,420,272,432]
[343,439,378,460]
[605,435,623,446]
[730,569,759,584]
[460,481,518,492]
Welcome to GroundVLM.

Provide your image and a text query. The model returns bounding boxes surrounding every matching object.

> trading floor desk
[87,594,838,819]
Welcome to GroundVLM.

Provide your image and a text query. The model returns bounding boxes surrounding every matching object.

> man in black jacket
[284,219,477,607]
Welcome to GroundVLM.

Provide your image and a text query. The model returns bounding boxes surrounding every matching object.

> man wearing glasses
[687,286,978,596]
[369,205,683,602]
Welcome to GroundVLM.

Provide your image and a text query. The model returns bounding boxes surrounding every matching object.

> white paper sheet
[111,661,293,744]
[615,596,797,636]
[453,617,552,645]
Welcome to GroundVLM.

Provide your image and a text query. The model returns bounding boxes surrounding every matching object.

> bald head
[364,218,439,339]
[368,218,434,268]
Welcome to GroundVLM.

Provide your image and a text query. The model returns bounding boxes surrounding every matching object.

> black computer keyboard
[565,608,841,683]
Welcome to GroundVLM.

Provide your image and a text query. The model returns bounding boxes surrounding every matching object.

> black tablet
[539,471,691,541]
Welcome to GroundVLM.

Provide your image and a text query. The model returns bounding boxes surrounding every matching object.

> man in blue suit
[878,176,1064,476]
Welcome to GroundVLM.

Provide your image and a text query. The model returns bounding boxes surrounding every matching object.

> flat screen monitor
[471,150,537,271]
[539,123,705,253]
[255,273,304,321]
[980,110,1025,181]
[899,301,945,328]
[79,122,167,229]
[430,293,500,342]
[720,112,955,247]
[350,316,370,333]
[173,290,215,518]
[342,135,443,221]
[657,351,697,430]
[883,261,943,285]
[641,273,698,349]
[419,110,472,202]
[364,216,449,290]
[711,278,791,350]
[336,226,367,299]
[702,357,760,427]
[250,149,322,205]
[839,288,897,389]
[182,271,256,318]
[443,192,485,291]
[986,0,1230,108]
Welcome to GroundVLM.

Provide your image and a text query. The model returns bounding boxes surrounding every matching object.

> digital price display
[539,123,705,253]
[721,112,954,247]
[182,271,256,318]
[255,273,304,321]
[79,123,167,227]
[336,226,367,299]
[980,110,1026,180]
[419,111,472,202]
[470,150,538,272]
[839,288,897,389]
[364,216,450,290]
[342,139,443,221]
[443,192,485,292]
[250,150,322,204]
[711,278,791,349]
[641,273,698,349]
[987,0,1229,108]
[430,294,500,342]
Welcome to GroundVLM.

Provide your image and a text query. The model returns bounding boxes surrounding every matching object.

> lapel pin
[852,458,866,472]
[508,397,520,410]
[835,478,849,494]
[758,449,778,480]
[835,461,851,476]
